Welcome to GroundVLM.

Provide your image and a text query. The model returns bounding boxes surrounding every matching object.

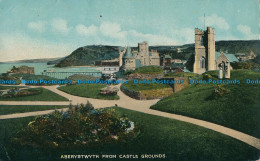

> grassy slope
[0,88,68,101]
[0,105,67,115]
[0,107,259,161]
[58,84,119,100]
[151,70,260,138]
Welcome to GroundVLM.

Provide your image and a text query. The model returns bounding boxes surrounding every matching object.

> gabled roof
[215,52,239,62]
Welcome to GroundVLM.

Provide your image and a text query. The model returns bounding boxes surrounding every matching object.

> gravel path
[0,84,259,150]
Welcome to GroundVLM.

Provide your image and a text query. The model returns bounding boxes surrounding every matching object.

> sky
[0,0,259,61]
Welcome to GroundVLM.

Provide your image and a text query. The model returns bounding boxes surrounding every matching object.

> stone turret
[207,27,215,71]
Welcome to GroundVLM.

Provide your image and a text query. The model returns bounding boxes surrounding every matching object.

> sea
[0,63,101,79]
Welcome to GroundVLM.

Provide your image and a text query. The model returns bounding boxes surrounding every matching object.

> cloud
[200,14,230,30]
[28,21,46,33]
[237,24,258,40]
[76,21,178,45]
[76,24,98,36]
[52,18,71,34]
[0,33,73,62]
[100,22,126,40]
[171,28,194,44]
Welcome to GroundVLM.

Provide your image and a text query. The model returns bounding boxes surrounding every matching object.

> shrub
[12,103,138,148]
[213,85,229,97]
[135,66,163,74]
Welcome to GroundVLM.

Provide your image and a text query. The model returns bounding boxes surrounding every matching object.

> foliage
[213,85,230,97]
[123,80,170,91]
[0,88,68,101]
[231,61,259,70]
[164,72,200,79]
[0,88,42,98]
[134,66,163,74]
[12,103,138,149]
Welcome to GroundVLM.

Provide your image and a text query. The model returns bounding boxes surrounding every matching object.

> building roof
[164,55,171,59]
[215,52,239,62]
[171,63,185,68]
[123,47,134,58]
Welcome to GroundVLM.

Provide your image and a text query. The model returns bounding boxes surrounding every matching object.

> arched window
[200,57,205,68]
[200,36,204,45]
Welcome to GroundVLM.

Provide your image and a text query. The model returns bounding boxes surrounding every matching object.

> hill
[54,45,119,67]
[52,40,260,67]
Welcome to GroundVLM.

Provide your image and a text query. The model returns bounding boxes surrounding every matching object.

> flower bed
[12,102,139,148]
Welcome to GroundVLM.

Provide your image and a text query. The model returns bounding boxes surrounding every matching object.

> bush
[213,85,229,97]
[231,61,259,70]
[135,66,163,74]
[12,102,138,148]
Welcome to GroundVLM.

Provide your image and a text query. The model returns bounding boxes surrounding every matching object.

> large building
[119,41,160,71]
[193,27,238,74]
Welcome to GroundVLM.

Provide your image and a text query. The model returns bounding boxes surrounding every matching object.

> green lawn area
[58,84,119,100]
[0,105,67,115]
[151,70,260,138]
[0,88,68,101]
[0,107,259,161]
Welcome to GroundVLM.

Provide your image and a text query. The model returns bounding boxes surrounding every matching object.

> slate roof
[123,47,134,58]
[164,55,172,59]
[215,52,239,62]
[171,63,185,68]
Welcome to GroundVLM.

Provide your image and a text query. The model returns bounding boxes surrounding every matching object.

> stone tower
[137,41,149,65]
[193,27,216,74]
[207,27,215,71]
[122,47,136,71]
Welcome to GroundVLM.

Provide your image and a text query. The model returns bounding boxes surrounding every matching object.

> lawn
[151,70,260,138]
[0,105,67,115]
[58,84,119,100]
[0,88,68,101]
[0,107,259,161]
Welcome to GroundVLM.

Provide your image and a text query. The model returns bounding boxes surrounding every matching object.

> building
[193,27,238,74]
[119,41,160,71]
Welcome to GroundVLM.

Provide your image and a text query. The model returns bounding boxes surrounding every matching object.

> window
[200,36,204,46]
[200,57,205,68]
